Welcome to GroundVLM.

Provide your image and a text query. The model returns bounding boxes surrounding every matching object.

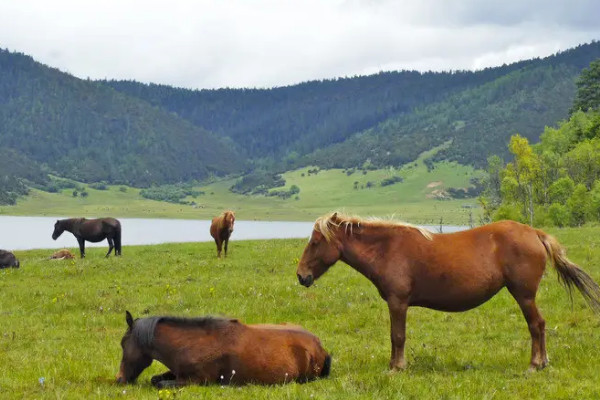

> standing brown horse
[115,311,331,387]
[296,212,600,371]
[52,218,121,258]
[210,210,235,258]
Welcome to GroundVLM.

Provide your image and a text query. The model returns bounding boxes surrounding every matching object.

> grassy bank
[1,227,600,399]
[1,159,482,225]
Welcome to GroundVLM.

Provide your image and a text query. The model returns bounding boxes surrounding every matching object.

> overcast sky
[1,0,599,89]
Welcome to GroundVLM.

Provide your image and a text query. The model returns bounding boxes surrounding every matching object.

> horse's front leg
[388,297,408,370]
[151,371,176,387]
[215,239,222,258]
[105,237,114,258]
[77,237,86,258]
[224,238,229,257]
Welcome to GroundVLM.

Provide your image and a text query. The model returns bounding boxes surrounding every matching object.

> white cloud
[0,0,598,89]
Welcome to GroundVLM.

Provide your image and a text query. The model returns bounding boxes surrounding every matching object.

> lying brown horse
[296,212,600,371]
[52,218,121,258]
[49,249,76,260]
[210,210,235,257]
[116,311,331,387]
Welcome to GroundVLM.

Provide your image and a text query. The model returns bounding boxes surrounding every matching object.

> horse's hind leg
[507,286,548,370]
[105,238,114,258]
[114,231,122,256]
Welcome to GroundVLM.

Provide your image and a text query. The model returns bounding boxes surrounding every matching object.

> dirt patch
[427,181,443,188]
[426,189,450,200]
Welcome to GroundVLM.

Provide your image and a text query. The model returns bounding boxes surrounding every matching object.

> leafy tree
[567,183,590,226]
[507,135,540,225]
[548,177,575,204]
[571,59,600,114]
[589,180,600,220]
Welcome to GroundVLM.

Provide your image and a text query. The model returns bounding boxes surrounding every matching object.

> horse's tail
[320,353,332,378]
[537,230,600,313]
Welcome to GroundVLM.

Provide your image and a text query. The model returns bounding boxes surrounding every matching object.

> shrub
[548,203,570,227]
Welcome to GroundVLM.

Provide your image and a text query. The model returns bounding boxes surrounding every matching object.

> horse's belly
[409,270,505,312]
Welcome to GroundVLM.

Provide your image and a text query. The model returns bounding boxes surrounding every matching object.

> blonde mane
[216,210,235,230]
[314,212,433,242]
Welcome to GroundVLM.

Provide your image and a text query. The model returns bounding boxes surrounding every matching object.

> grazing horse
[52,218,121,258]
[0,250,19,269]
[296,212,600,371]
[115,311,331,387]
[210,210,235,257]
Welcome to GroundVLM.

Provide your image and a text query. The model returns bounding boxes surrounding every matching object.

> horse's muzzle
[297,273,314,287]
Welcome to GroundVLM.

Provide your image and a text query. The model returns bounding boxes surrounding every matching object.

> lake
[0,216,467,250]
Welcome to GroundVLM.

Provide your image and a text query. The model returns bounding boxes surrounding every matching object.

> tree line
[480,59,600,227]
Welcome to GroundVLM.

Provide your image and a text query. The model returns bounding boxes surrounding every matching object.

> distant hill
[0,49,243,189]
[105,41,600,170]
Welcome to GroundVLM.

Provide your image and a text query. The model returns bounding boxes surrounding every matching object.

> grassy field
[1,227,600,399]
[1,157,483,225]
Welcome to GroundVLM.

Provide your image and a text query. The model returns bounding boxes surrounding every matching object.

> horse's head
[296,213,343,287]
[225,211,235,233]
[52,220,65,240]
[115,311,152,384]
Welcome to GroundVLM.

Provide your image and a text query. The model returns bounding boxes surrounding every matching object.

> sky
[1,0,599,90]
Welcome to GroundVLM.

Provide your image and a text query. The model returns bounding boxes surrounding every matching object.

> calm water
[0,216,466,250]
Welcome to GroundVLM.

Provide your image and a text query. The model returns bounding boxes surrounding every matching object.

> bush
[493,203,524,222]
[380,176,403,187]
[140,184,204,204]
[548,203,570,227]
[230,170,285,195]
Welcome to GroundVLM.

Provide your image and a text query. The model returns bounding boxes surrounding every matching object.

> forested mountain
[105,42,600,170]
[306,63,578,169]
[0,49,243,189]
[1,41,600,204]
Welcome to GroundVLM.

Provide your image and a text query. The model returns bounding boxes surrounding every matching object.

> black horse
[52,218,122,258]
[0,250,19,269]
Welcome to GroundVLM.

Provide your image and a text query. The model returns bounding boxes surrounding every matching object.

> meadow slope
[1,227,600,399]
[2,159,483,226]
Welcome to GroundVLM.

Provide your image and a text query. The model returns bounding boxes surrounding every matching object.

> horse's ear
[331,212,338,220]
[125,311,134,328]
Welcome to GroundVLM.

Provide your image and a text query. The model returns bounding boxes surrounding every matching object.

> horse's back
[237,323,328,382]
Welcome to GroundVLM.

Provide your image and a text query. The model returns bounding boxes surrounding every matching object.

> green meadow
[1,157,483,225]
[1,227,600,399]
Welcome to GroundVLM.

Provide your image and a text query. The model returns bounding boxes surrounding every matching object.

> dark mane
[132,316,233,348]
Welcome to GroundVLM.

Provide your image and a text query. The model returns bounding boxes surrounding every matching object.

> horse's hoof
[389,361,407,371]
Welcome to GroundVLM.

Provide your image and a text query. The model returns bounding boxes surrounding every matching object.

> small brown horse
[49,249,76,260]
[296,212,600,371]
[210,211,235,257]
[52,218,121,258]
[115,311,331,387]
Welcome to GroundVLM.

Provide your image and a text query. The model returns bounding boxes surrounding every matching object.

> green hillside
[2,150,483,225]
[107,42,600,170]
[0,49,243,188]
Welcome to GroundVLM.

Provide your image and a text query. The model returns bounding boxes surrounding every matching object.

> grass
[1,155,483,225]
[1,227,600,399]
